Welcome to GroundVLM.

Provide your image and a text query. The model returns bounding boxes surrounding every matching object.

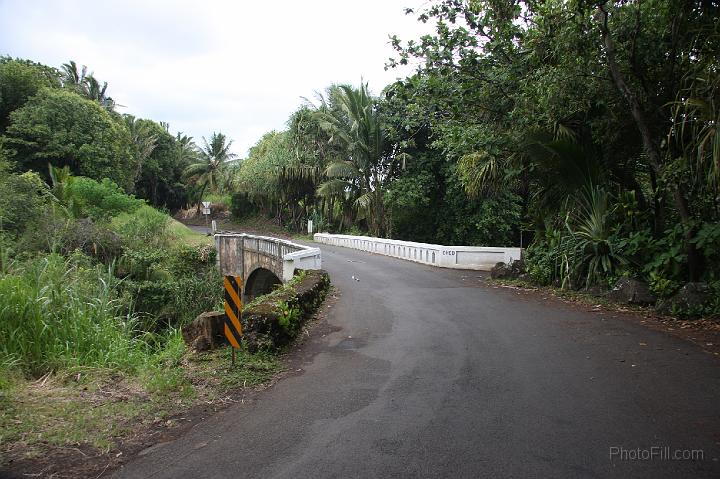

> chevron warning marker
[223,275,243,349]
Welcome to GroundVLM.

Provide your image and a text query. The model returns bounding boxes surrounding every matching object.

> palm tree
[175,133,197,166]
[314,83,398,237]
[60,60,115,110]
[60,60,87,88]
[124,115,158,187]
[84,74,115,110]
[183,132,237,207]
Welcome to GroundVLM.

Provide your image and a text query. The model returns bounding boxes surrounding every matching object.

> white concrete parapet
[282,247,322,281]
[313,233,522,271]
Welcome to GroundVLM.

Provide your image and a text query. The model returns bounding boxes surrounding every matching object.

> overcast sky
[0,0,431,156]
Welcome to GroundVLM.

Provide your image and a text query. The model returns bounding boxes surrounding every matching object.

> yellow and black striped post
[223,275,243,363]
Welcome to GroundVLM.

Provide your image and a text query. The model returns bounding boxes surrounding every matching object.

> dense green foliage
[1,0,718,385]
[5,88,136,189]
[0,57,213,210]
[0,57,243,383]
[380,0,719,294]
[215,0,718,318]
[0,157,221,377]
[0,253,147,375]
[0,57,60,132]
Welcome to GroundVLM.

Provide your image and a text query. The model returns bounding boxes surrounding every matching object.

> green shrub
[277,300,302,335]
[110,205,170,249]
[525,187,625,289]
[67,176,144,220]
[118,247,169,280]
[119,243,222,329]
[692,221,720,280]
[166,244,216,277]
[167,253,223,326]
[0,158,49,240]
[121,279,177,330]
[525,241,554,286]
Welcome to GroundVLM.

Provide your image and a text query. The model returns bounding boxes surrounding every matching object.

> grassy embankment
[0,192,280,465]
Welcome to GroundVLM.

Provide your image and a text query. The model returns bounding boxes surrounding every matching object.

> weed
[0,254,149,376]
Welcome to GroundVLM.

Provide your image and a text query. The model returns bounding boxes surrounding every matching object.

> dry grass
[0,347,280,469]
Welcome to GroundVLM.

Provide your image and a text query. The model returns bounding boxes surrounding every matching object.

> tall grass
[0,254,148,376]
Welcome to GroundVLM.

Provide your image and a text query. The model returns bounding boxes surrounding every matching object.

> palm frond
[457,150,504,197]
[317,179,351,197]
[325,161,361,178]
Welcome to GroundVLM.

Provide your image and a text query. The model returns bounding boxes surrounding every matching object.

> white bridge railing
[215,233,322,281]
[313,233,522,271]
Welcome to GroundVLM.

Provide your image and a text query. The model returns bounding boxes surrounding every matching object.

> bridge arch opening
[244,267,282,302]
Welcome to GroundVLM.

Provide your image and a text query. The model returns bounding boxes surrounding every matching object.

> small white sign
[307,219,313,234]
[202,201,211,208]
[202,208,211,215]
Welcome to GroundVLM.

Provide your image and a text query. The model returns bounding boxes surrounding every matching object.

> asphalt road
[114,242,720,478]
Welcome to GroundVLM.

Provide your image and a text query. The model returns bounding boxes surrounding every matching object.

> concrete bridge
[313,233,522,271]
[214,233,321,300]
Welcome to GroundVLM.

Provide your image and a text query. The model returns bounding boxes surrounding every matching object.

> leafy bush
[162,244,222,326]
[277,300,302,335]
[67,176,144,220]
[525,187,625,289]
[119,243,222,329]
[118,247,169,281]
[121,279,177,330]
[0,157,49,240]
[110,205,170,249]
[4,88,136,190]
[570,186,626,287]
[692,222,720,279]
[166,244,216,277]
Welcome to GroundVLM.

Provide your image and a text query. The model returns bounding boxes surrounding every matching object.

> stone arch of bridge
[243,267,282,302]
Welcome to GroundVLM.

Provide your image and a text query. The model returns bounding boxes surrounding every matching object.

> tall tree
[0,57,60,132]
[315,83,403,237]
[183,132,237,203]
[3,88,135,190]
[60,60,115,110]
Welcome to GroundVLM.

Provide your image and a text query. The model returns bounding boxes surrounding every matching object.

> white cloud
[0,0,431,155]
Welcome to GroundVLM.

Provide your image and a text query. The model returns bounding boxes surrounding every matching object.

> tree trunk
[597,5,702,280]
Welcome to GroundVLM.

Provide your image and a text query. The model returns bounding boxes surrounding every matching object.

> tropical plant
[184,132,237,204]
[314,83,402,237]
[0,57,60,131]
[124,115,158,185]
[60,60,114,110]
[569,186,626,288]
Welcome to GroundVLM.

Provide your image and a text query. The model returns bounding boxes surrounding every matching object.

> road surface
[114,241,720,478]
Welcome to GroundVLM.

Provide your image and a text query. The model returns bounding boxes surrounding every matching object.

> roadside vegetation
[0,157,281,464]
[0,59,274,466]
[0,0,718,470]
[221,1,718,318]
